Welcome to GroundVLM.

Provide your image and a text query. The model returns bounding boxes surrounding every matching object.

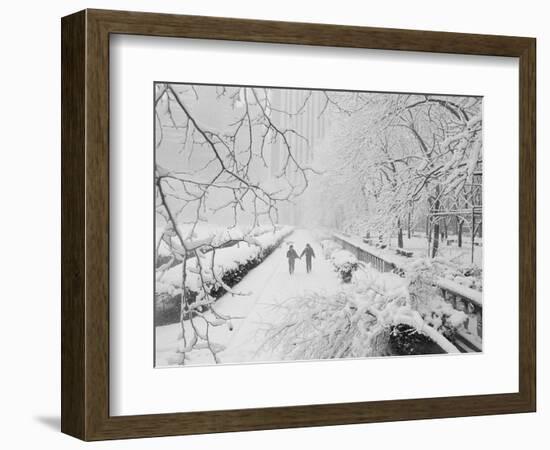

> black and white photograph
[0,0,544,446]
[154,83,483,367]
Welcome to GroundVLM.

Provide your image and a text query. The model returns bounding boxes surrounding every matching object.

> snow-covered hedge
[155,226,293,326]
[403,254,483,292]
[320,241,472,346]
[441,265,482,292]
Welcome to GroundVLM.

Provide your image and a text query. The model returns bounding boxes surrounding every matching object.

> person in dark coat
[286,244,299,275]
[300,243,316,273]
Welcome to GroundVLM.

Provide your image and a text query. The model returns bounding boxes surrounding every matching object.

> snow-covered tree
[154,83,327,363]
[305,92,482,255]
[260,261,466,359]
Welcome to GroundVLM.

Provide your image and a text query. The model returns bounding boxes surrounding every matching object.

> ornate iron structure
[427,159,482,263]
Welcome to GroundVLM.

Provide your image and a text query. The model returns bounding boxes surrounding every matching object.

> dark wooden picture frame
[61,9,536,441]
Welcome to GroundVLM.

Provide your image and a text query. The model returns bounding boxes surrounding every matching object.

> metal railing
[332,233,482,352]
[333,235,397,273]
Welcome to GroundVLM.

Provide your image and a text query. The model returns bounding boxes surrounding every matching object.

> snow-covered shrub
[449,264,483,291]
[320,239,341,259]
[260,290,386,360]
[155,226,293,325]
[261,265,460,360]
[430,260,483,292]
[320,240,360,283]
[404,258,468,341]
[330,249,359,283]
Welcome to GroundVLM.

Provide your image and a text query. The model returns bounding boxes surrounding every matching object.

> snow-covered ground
[394,234,482,268]
[156,229,343,367]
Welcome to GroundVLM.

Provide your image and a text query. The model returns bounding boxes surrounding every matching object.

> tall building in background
[269,88,329,225]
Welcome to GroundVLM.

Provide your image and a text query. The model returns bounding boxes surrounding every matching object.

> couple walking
[286,243,316,275]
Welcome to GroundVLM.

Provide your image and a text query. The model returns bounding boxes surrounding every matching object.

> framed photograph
[61,9,536,440]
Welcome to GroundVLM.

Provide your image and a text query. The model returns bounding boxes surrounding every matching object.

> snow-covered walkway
[155,229,342,366]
